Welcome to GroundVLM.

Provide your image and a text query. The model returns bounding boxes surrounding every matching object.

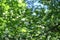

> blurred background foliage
[0,0,60,40]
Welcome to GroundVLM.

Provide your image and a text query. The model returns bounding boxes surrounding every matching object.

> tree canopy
[0,0,60,40]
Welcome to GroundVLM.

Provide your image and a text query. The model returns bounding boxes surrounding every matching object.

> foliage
[0,0,60,40]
